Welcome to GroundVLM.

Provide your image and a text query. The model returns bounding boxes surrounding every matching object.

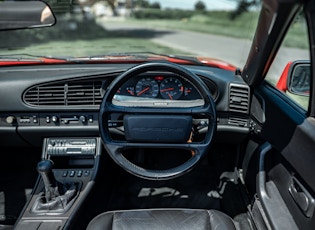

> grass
[287,93,309,110]
[283,17,309,49]
[0,38,183,57]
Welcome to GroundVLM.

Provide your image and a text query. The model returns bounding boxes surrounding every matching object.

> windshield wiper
[0,52,199,64]
[0,53,70,61]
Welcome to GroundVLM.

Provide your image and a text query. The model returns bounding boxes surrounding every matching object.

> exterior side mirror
[288,61,310,96]
[276,60,310,97]
[0,1,55,31]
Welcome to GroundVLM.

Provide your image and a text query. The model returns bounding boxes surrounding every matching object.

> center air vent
[229,84,250,114]
[24,81,103,106]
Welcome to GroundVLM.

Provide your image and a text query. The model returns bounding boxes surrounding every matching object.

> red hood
[196,57,237,71]
[0,55,237,72]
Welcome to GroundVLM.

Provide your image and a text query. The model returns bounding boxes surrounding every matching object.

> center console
[14,137,102,230]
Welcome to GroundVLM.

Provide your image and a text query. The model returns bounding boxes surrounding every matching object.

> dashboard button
[79,116,87,123]
[77,170,83,177]
[52,116,58,123]
[69,170,75,177]
[6,116,16,124]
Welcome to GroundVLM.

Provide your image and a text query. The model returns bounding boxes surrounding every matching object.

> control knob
[51,116,58,123]
[79,115,87,123]
[6,116,16,124]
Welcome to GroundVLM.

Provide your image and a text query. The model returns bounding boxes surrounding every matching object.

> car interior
[0,0,315,230]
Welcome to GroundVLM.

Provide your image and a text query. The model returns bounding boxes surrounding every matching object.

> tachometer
[136,77,159,98]
[160,77,183,100]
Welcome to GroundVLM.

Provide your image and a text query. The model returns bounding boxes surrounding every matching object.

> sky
[147,0,238,10]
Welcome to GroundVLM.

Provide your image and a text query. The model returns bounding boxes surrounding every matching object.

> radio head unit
[44,138,98,157]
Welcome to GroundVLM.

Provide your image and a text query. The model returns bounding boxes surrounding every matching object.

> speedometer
[135,78,159,98]
[160,77,183,100]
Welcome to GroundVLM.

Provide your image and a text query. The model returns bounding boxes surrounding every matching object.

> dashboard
[0,63,251,147]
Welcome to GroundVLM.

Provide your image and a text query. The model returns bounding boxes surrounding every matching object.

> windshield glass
[0,0,260,68]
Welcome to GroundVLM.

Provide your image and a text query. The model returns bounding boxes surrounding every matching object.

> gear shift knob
[37,160,57,191]
[33,160,78,212]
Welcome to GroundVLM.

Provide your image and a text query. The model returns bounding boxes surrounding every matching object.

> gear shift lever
[33,160,79,213]
[37,160,59,201]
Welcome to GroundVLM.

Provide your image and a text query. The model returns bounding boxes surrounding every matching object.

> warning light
[155,76,164,81]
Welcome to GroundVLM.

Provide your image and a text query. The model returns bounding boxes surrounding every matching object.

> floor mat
[108,174,221,211]
[107,160,247,216]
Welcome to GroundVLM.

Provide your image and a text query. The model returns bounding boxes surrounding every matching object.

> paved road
[150,30,253,68]
[99,20,309,80]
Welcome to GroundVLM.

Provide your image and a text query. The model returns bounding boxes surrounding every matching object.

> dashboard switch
[77,170,83,177]
[52,116,58,123]
[79,116,87,123]
[84,170,90,177]
[33,116,38,123]
[69,170,75,177]
[6,116,16,124]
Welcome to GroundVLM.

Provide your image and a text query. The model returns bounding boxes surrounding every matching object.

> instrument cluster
[115,73,202,101]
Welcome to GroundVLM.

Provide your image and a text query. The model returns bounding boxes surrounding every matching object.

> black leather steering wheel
[99,62,216,180]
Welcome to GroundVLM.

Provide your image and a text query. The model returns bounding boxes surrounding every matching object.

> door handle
[289,177,315,218]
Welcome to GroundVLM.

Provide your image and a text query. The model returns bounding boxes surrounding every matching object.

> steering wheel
[99,62,216,180]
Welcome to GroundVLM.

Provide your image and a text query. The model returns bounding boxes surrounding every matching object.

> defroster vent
[24,81,103,106]
[229,84,250,114]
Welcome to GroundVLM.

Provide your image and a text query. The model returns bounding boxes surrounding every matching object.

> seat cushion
[87,208,236,230]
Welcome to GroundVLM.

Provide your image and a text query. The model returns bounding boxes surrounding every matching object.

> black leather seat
[87,208,236,230]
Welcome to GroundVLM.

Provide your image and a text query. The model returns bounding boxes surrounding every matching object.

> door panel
[249,82,315,229]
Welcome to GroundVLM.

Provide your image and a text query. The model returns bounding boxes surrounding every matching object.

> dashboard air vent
[67,82,102,105]
[24,81,102,106]
[229,84,250,114]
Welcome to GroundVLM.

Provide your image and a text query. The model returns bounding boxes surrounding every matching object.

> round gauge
[135,78,159,98]
[160,77,183,100]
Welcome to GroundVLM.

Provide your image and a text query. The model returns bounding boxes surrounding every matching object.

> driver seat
[87,208,237,230]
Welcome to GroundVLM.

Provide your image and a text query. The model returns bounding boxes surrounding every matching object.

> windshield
[0,0,260,68]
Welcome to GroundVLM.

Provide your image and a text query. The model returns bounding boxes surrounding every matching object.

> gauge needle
[137,87,150,96]
[160,88,174,92]
[167,93,173,100]
[127,90,134,95]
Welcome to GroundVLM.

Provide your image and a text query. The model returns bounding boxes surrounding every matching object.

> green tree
[230,0,258,19]
[135,0,150,8]
[150,2,161,9]
[195,1,206,11]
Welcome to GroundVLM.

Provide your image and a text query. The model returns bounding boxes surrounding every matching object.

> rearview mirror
[0,1,55,30]
[288,61,310,96]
